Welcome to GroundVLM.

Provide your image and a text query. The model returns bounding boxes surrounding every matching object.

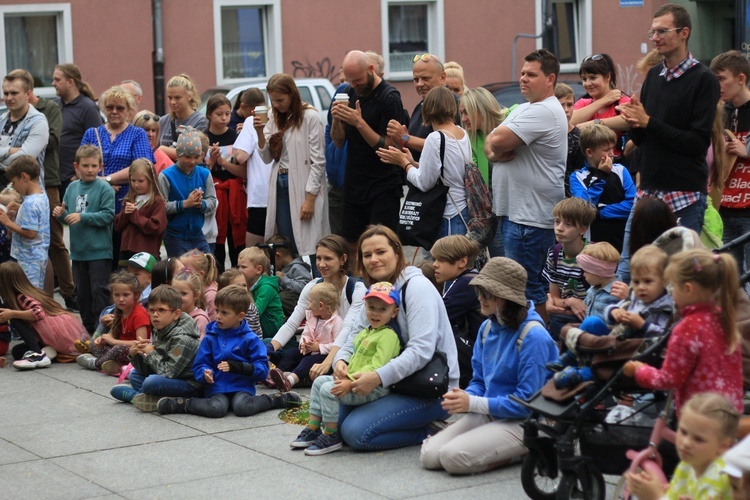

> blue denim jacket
[584,280,618,322]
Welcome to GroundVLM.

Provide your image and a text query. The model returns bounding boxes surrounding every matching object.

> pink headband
[576,254,617,278]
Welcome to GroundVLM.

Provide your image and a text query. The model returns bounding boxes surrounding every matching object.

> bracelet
[374,136,386,150]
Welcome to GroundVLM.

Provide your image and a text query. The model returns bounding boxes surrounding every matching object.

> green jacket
[130,312,200,381]
[34,97,61,187]
[250,274,285,339]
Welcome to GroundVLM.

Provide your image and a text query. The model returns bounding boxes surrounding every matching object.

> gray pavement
[0,360,535,499]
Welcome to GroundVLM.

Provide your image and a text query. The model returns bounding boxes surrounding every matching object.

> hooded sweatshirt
[130,312,200,381]
[278,256,313,294]
[192,319,269,396]
[465,304,558,419]
[250,274,285,339]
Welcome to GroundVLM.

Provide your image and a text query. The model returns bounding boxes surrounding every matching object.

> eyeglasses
[148,307,175,315]
[583,54,604,62]
[141,114,160,122]
[475,287,493,301]
[412,53,438,64]
[647,27,683,39]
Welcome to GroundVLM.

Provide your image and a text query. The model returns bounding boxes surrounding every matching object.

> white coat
[259,107,329,256]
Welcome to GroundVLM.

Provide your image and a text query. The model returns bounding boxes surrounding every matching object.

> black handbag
[389,279,450,398]
[397,131,449,250]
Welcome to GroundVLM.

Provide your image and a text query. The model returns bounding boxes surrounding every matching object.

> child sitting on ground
[171,270,209,338]
[543,198,598,339]
[180,249,218,320]
[626,392,739,500]
[125,252,156,307]
[0,187,22,263]
[267,235,313,317]
[77,271,151,375]
[269,281,342,391]
[238,246,285,342]
[606,245,673,339]
[218,268,263,337]
[290,282,401,456]
[110,285,202,412]
[555,83,586,197]
[570,124,635,252]
[156,285,300,417]
[0,156,50,289]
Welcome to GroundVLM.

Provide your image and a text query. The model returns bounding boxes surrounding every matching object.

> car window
[316,85,332,111]
[299,87,313,107]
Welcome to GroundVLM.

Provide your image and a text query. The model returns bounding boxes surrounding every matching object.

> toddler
[125,252,156,307]
[238,246,285,341]
[180,249,218,320]
[267,235,313,317]
[0,187,22,263]
[269,281,342,391]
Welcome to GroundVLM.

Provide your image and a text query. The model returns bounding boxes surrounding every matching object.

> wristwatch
[401,134,410,146]
[593,119,602,125]
[105,176,112,184]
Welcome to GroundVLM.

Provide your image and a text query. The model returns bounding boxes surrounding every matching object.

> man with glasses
[616,3,719,281]
[483,49,567,324]
[332,50,407,250]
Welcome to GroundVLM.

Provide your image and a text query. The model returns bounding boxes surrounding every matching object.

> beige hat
[469,257,527,307]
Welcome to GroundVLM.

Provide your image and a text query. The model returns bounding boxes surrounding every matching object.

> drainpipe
[152,0,165,113]
[512,34,543,80]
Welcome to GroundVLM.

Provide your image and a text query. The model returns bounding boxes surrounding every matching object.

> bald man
[331,50,406,246]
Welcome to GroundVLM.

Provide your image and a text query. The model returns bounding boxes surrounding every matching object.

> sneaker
[304,432,343,456]
[269,367,292,392]
[74,339,90,354]
[553,366,583,390]
[41,345,57,361]
[110,384,137,403]
[158,397,190,415]
[132,393,161,412]
[270,391,301,409]
[545,360,565,373]
[64,295,79,312]
[291,426,322,448]
[12,351,51,370]
[76,353,97,370]
[101,360,124,376]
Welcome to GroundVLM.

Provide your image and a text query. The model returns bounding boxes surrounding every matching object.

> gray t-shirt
[158,110,208,147]
[491,96,566,229]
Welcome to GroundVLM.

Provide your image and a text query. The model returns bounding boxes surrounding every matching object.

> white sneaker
[42,345,57,360]
[13,351,51,370]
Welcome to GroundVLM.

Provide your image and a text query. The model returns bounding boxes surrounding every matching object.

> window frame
[534,0,592,74]
[0,3,73,97]
[381,0,444,81]
[212,0,282,85]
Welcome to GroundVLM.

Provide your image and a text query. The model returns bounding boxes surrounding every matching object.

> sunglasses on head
[583,54,604,63]
[141,114,160,122]
[412,53,438,64]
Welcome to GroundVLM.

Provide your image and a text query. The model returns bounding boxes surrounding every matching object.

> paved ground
[0,360,540,499]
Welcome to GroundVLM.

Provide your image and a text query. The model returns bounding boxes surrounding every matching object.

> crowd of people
[1,2,750,496]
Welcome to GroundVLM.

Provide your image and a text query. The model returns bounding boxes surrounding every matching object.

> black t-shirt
[206,128,238,182]
[344,80,406,200]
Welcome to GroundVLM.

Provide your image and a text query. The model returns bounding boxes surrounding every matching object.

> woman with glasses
[132,110,173,176]
[81,86,155,267]
[571,53,631,159]
[420,257,558,474]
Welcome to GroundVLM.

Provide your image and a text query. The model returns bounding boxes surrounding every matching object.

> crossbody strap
[94,127,104,175]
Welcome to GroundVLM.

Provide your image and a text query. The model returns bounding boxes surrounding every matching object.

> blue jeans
[163,233,210,258]
[488,218,505,258]
[439,208,468,239]
[722,215,750,276]
[129,368,202,397]
[338,393,448,450]
[617,194,707,283]
[502,217,555,306]
[276,174,296,254]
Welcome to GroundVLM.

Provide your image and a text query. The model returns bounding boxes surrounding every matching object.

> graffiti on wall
[617,63,643,97]
[291,57,339,83]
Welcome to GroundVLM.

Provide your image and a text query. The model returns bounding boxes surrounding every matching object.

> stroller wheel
[556,465,605,500]
[521,449,560,500]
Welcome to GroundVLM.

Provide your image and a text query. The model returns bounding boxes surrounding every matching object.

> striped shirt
[542,242,589,300]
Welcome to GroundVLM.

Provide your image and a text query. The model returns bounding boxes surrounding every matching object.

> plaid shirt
[659,52,699,82]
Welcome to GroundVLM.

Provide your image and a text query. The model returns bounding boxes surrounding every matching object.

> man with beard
[332,50,406,249]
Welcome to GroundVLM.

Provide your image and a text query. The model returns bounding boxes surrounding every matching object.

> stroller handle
[715,230,750,254]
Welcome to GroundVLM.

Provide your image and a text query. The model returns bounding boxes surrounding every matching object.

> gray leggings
[186,392,277,418]
[309,375,389,423]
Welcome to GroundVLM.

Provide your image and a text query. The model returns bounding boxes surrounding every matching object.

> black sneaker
[64,296,79,312]
[304,431,343,456]
[290,426,322,448]
[270,391,301,409]
[158,397,190,415]
[553,366,583,390]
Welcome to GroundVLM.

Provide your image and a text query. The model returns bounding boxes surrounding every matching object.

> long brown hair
[55,63,97,101]
[266,73,311,131]
[316,234,351,277]
[0,262,68,316]
[355,225,406,284]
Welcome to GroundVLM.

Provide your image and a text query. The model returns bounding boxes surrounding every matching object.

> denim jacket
[0,105,48,183]
[584,280,618,322]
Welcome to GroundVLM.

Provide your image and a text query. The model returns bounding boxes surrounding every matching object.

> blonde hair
[238,246,270,273]
[180,249,219,287]
[172,270,206,310]
[579,124,617,154]
[630,244,668,276]
[166,74,201,116]
[430,235,479,267]
[444,61,467,94]
[0,187,23,206]
[553,197,598,229]
[459,87,506,144]
[309,282,340,311]
[555,83,575,100]
[122,159,164,208]
[682,392,740,440]
[579,241,620,263]
[636,49,663,75]
[132,110,161,131]
[218,268,245,290]
[99,85,136,113]
[665,249,740,351]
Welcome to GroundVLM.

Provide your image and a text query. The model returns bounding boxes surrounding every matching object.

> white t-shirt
[407,129,471,218]
[233,117,272,208]
[491,96,567,229]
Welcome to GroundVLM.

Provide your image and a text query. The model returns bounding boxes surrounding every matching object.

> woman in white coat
[259,73,329,263]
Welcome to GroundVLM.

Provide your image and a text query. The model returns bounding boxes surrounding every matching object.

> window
[535,0,591,73]
[0,4,72,93]
[381,0,444,80]
[213,0,281,84]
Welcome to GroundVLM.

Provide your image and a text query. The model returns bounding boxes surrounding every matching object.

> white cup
[334,93,349,105]
[255,105,269,124]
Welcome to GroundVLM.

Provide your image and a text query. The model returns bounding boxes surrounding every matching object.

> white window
[535,0,592,73]
[213,0,281,84]
[0,4,73,95]
[381,0,444,81]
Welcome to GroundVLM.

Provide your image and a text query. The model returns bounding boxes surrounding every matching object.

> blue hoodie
[192,319,269,397]
[465,303,558,419]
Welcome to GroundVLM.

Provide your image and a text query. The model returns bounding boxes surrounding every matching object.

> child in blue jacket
[157,285,300,417]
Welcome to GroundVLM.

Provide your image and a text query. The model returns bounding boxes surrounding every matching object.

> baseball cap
[363,282,400,306]
[126,252,157,273]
